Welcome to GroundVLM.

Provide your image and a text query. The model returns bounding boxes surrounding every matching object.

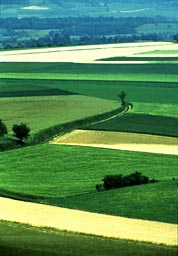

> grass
[0,221,176,256]
[0,95,118,135]
[0,144,177,197]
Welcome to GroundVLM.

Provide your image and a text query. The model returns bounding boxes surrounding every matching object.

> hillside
[1,0,177,18]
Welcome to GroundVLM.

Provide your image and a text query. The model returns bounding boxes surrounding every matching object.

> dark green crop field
[86,113,178,137]
[0,62,178,75]
[1,78,178,104]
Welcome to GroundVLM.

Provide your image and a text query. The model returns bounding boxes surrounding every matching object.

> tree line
[0,16,176,49]
[2,31,173,50]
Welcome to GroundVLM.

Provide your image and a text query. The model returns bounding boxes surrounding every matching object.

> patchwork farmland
[0,42,178,255]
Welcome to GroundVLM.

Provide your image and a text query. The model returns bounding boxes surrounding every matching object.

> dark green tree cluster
[96,172,157,191]
[12,123,30,144]
[0,119,30,144]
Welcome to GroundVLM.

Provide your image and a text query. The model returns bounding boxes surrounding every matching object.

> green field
[0,58,178,253]
[1,72,178,82]
[50,180,177,224]
[0,143,178,223]
[0,95,118,136]
[0,221,176,256]
[0,63,178,83]
[86,113,178,137]
[1,62,178,140]
[1,78,178,104]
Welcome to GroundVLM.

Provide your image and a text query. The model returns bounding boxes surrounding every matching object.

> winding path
[0,197,177,246]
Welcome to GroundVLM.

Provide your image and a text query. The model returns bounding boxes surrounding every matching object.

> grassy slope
[1,144,178,196]
[0,221,176,256]
[0,143,177,223]
[50,180,177,224]
[0,95,118,135]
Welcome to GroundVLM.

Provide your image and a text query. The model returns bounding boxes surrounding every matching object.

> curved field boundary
[47,106,128,144]
[0,197,176,246]
[0,106,125,152]
[51,130,178,155]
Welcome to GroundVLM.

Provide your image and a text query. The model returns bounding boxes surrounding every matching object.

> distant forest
[1,16,177,49]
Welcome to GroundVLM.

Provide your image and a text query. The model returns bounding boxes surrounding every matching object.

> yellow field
[0,197,176,246]
[52,130,178,155]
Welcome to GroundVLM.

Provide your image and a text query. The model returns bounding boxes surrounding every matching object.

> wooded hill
[1,0,177,18]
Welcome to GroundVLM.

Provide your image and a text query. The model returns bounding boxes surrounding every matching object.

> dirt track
[51,130,178,155]
[0,197,177,246]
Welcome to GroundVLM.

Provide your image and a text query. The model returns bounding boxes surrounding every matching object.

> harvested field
[0,42,175,63]
[51,130,178,155]
[0,197,177,246]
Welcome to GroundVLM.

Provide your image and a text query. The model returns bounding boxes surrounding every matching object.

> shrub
[0,119,8,137]
[97,172,157,191]
[95,184,104,192]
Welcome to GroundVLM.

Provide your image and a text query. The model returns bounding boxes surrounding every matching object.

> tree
[118,91,127,106]
[0,119,8,137]
[12,123,30,143]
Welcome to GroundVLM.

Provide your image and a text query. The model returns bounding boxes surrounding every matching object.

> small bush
[97,172,158,191]
[95,184,104,192]
[0,119,8,137]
